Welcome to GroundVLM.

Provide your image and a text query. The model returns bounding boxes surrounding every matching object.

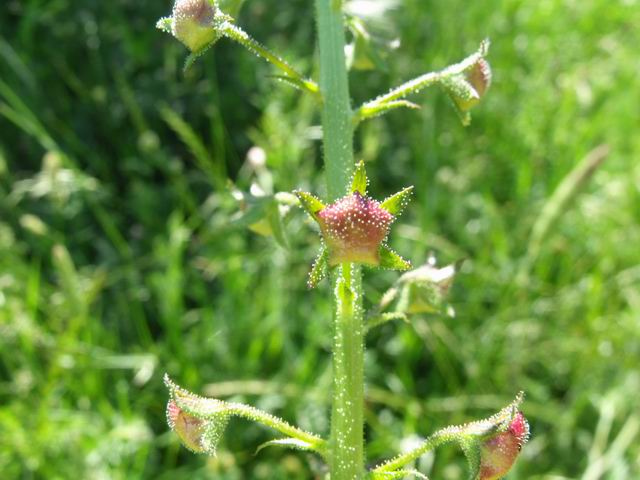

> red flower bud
[317,192,394,266]
[478,411,529,480]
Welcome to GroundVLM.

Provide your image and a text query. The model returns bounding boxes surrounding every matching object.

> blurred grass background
[1,0,639,478]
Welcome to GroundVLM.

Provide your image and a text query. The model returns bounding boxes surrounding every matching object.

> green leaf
[372,470,430,480]
[350,160,368,195]
[356,100,421,123]
[255,437,317,455]
[308,246,329,288]
[365,311,409,333]
[268,75,311,93]
[266,201,289,249]
[294,190,325,221]
[378,245,411,271]
[380,186,413,216]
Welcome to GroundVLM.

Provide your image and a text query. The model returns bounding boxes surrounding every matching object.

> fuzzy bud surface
[317,192,394,266]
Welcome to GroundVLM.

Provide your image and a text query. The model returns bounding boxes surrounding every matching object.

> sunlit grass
[1,0,639,478]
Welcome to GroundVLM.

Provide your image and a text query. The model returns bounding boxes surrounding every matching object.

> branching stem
[224,401,327,455]
[373,428,460,473]
[354,40,489,123]
[221,23,320,97]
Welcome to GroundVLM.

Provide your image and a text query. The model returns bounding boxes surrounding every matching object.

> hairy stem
[315,0,355,201]
[331,264,365,478]
[221,23,319,96]
[373,428,460,473]
[355,40,489,120]
[315,0,364,478]
[224,401,327,452]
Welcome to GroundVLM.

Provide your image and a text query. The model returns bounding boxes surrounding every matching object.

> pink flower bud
[444,58,492,117]
[167,400,207,453]
[479,411,529,480]
[171,0,218,52]
[317,192,394,266]
[467,58,492,98]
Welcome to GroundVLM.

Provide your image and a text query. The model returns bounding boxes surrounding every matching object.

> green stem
[373,428,460,473]
[221,23,320,96]
[224,401,327,453]
[315,0,364,478]
[355,40,489,120]
[331,264,365,479]
[315,0,355,201]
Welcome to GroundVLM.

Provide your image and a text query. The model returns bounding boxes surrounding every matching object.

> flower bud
[171,0,218,52]
[478,411,530,480]
[442,56,492,125]
[317,192,394,266]
[467,58,492,98]
[167,400,208,453]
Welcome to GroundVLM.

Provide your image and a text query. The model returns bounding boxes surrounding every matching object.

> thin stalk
[221,23,320,96]
[225,402,327,452]
[373,428,460,473]
[315,0,364,478]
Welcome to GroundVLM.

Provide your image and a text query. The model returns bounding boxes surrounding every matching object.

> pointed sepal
[350,160,368,195]
[379,245,411,271]
[308,246,329,288]
[156,17,173,33]
[380,186,413,216]
[294,190,325,222]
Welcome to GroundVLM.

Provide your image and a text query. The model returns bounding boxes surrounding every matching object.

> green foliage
[1,0,639,478]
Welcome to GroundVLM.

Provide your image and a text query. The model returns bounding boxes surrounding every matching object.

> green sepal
[379,245,411,271]
[156,17,172,33]
[440,75,479,127]
[461,438,481,480]
[380,186,414,216]
[294,190,325,221]
[308,246,329,288]
[255,437,319,455]
[183,39,218,72]
[350,160,368,195]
